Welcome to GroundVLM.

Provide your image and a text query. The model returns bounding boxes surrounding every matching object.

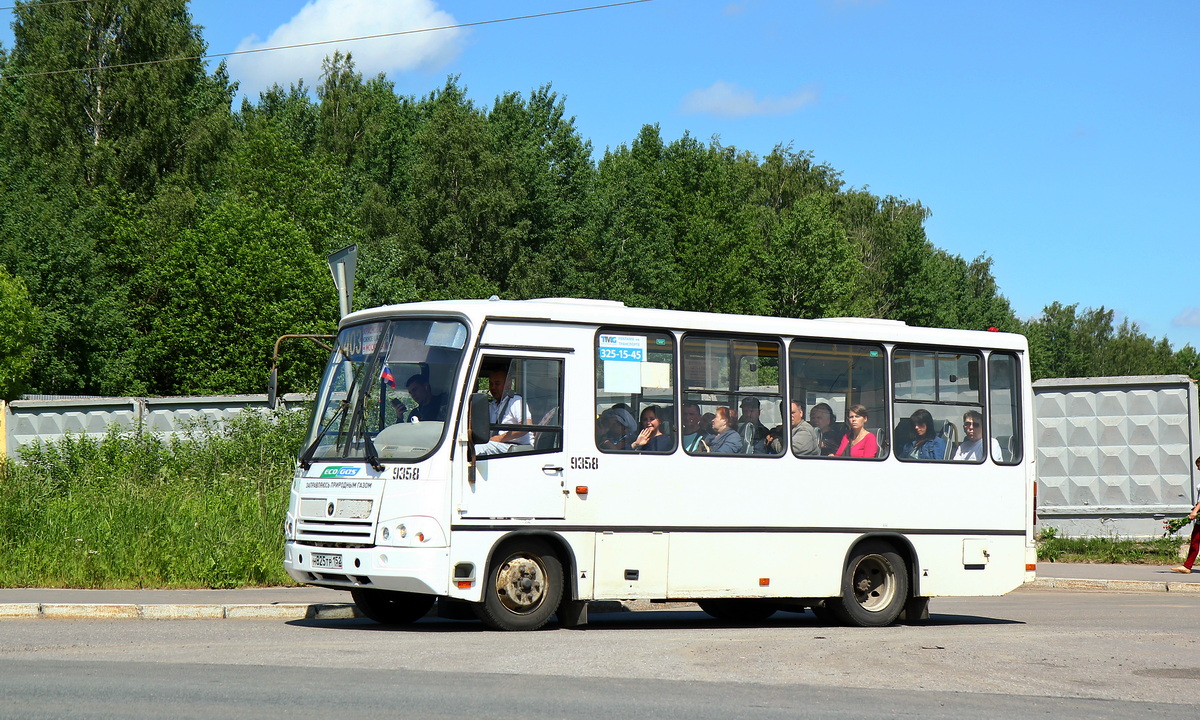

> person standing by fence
[1171,456,1200,574]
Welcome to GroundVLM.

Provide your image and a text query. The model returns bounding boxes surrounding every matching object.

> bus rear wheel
[474,539,564,631]
[831,541,908,627]
[351,589,435,626]
[698,599,778,622]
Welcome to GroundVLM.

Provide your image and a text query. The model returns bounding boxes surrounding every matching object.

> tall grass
[1036,526,1184,564]
[0,408,309,588]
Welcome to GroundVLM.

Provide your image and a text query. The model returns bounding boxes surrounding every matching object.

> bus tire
[831,541,908,627]
[475,539,564,631]
[351,589,435,626]
[697,599,777,622]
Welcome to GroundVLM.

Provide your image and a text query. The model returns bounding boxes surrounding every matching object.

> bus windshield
[300,318,469,464]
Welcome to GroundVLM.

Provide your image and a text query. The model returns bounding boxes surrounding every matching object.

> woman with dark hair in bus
[901,408,946,460]
[705,406,744,454]
[833,404,878,458]
[631,405,674,452]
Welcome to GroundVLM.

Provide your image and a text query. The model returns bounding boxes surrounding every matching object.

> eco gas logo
[320,466,361,478]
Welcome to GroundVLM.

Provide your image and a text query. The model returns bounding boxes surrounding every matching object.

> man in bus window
[952,410,1002,461]
[788,401,820,456]
[474,367,532,456]
[738,397,768,452]
[405,373,447,422]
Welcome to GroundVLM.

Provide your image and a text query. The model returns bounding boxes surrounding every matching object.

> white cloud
[1173,307,1200,327]
[226,0,464,97]
[679,81,819,118]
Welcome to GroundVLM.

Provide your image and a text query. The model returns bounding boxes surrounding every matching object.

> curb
[1027,578,1200,594]
[0,602,361,620]
[5,581,1200,621]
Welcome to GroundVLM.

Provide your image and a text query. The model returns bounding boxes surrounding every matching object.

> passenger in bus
[705,406,744,454]
[630,405,673,452]
[405,373,448,422]
[763,401,786,454]
[681,402,707,453]
[951,410,1002,461]
[737,397,769,452]
[901,409,946,460]
[597,406,637,450]
[788,401,821,456]
[833,404,878,458]
[474,367,533,456]
[810,402,841,456]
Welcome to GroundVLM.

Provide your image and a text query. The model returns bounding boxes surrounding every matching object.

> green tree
[0,267,38,400]
[487,85,596,299]
[2,0,230,195]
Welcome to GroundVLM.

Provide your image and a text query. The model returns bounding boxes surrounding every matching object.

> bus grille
[296,518,374,544]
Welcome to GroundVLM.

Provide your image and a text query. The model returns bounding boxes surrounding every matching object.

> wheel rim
[850,553,896,612]
[493,553,548,615]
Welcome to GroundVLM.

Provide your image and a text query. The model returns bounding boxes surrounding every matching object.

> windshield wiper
[298,400,348,470]
[361,427,385,473]
[299,360,365,470]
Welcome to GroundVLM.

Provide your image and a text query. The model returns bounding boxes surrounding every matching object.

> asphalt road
[2,587,1199,719]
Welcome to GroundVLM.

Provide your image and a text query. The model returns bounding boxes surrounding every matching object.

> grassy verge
[1036,527,1186,564]
[0,408,308,588]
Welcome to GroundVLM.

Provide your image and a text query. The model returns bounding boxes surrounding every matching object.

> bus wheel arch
[831,536,912,627]
[474,532,571,631]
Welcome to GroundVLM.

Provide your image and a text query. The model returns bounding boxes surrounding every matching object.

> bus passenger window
[988,353,1022,464]
[791,340,887,459]
[893,348,982,462]
[595,329,676,454]
[681,334,783,456]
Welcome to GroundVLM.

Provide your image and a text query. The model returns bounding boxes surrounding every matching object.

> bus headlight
[376,516,446,547]
[284,515,296,540]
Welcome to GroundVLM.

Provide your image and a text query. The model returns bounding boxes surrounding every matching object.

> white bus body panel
[288,299,1035,611]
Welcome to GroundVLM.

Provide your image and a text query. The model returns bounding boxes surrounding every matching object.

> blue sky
[3,1,1198,350]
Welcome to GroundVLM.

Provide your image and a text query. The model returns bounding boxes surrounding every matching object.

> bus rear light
[1026,564,1036,572]
[575,486,588,495]
[759,578,770,587]
[456,580,474,589]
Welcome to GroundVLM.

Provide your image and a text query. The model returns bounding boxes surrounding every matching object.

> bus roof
[341,297,1028,352]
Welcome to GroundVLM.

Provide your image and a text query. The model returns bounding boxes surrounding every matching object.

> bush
[0,407,309,588]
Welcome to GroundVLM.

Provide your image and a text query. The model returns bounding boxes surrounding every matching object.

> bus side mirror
[469,392,491,445]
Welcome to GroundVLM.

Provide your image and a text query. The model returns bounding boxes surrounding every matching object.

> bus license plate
[311,553,342,569]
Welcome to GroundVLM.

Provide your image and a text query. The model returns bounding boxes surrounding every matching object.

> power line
[0,0,652,80]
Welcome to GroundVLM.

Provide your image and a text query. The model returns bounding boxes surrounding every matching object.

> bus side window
[893,348,983,462]
[595,329,676,454]
[682,335,782,457]
[792,339,887,459]
[988,352,1022,464]
[474,356,563,459]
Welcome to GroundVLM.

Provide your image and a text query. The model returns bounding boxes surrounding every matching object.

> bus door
[460,352,569,520]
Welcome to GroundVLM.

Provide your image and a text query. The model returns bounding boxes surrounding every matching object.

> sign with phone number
[598,334,646,362]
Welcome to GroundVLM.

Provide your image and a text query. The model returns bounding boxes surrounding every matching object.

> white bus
[284,298,1037,630]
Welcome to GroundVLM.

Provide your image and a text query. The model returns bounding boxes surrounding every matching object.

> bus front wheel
[351,589,435,626]
[832,541,908,627]
[475,539,564,631]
